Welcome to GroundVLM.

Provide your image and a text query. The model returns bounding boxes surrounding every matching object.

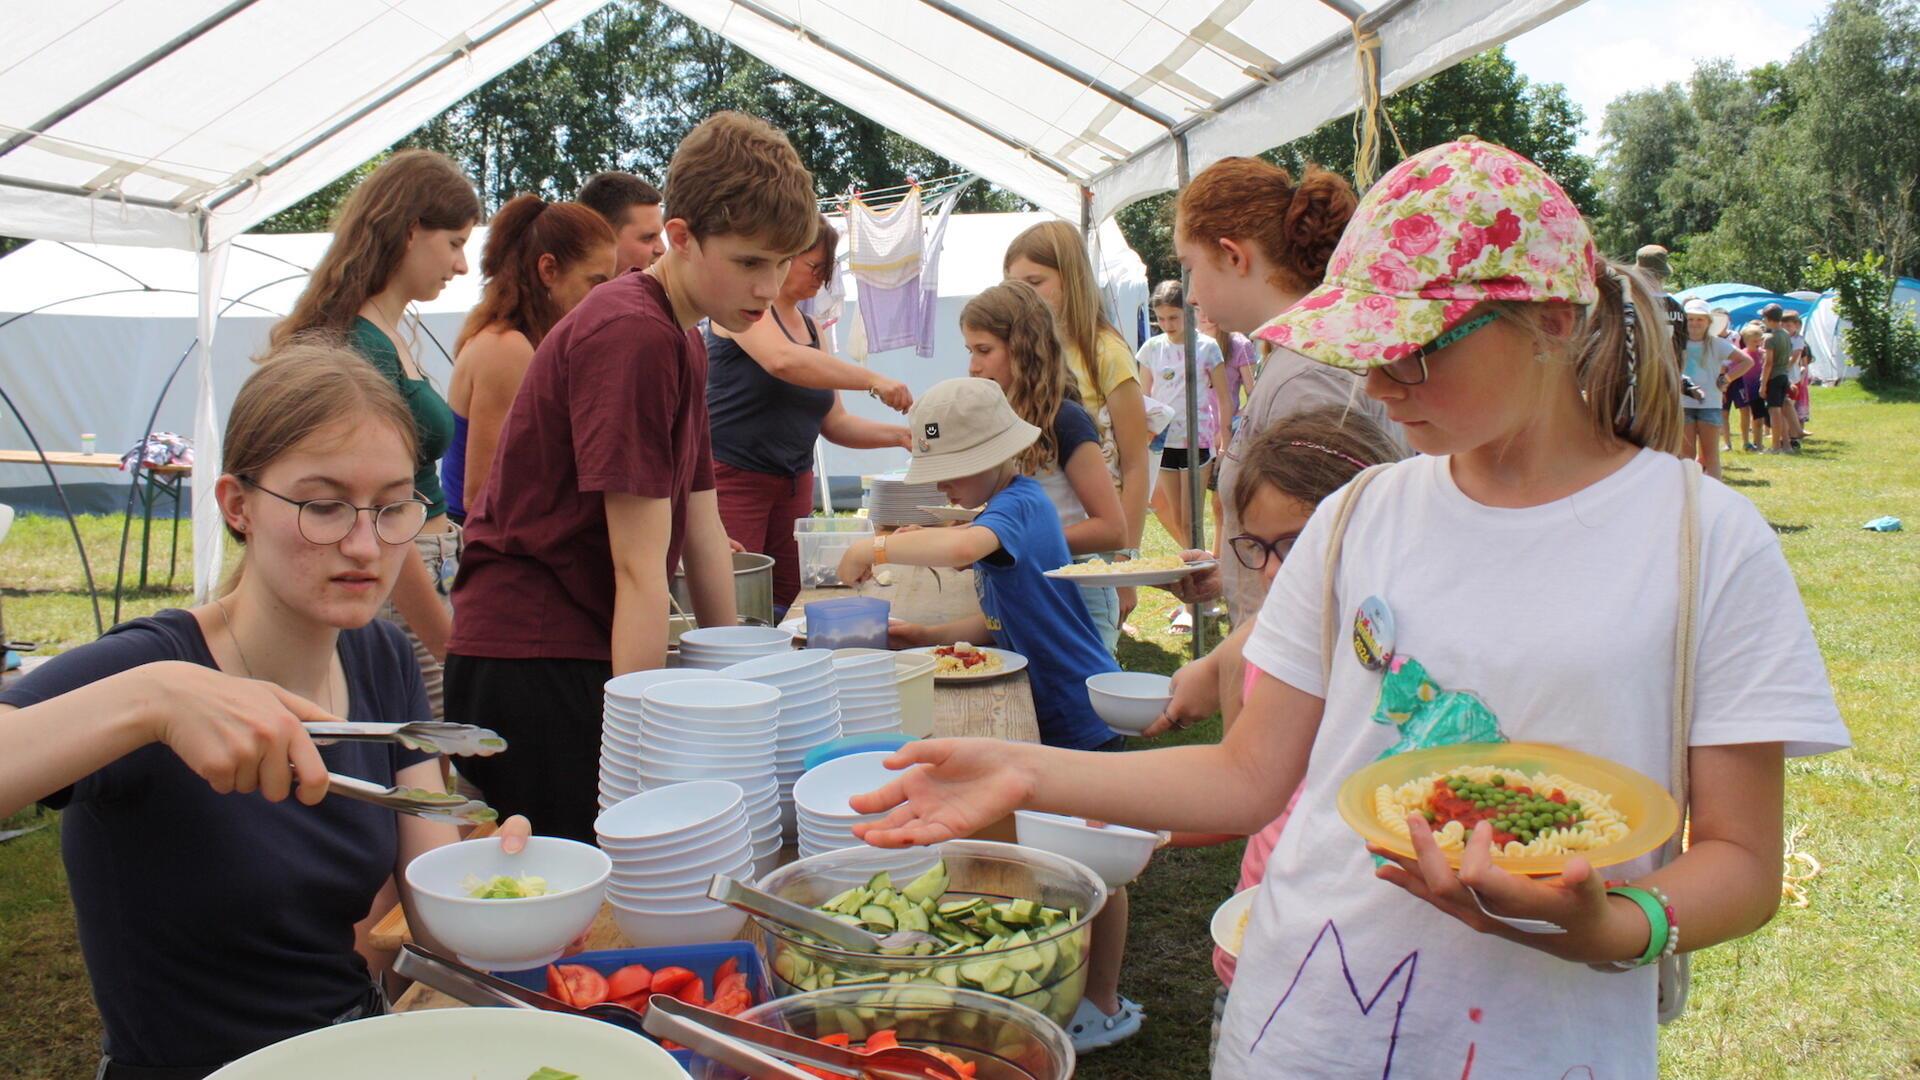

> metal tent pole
[1174,135,1208,660]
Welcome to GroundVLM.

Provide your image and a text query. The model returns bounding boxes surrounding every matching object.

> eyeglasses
[1228,532,1299,572]
[1378,312,1498,385]
[241,478,429,546]
[799,258,830,280]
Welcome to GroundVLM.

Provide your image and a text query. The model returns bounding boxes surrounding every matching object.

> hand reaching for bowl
[1142,655,1220,737]
[849,738,1033,848]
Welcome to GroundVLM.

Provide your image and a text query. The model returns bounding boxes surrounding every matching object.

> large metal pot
[672,550,776,626]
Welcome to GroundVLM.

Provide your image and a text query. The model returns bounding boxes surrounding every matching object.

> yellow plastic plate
[1335,741,1680,877]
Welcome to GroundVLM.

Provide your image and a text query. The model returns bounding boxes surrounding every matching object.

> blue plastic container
[497,941,769,1068]
[804,596,890,650]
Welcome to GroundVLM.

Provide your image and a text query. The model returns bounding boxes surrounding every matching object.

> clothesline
[817,171,972,211]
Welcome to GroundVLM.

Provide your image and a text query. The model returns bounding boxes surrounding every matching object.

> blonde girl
[0,345,532,1076]
[273,149,483,720]
[1005,221,1151,641]
[849,139,1846,1079]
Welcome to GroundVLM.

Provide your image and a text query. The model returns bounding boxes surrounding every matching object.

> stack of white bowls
[719,649,844,841]
[830,652,902,736]
[635,678,784,876]
[791,751,895,858]
[594,781,752,947]
[601,668,711,812]
[676,626,795,671]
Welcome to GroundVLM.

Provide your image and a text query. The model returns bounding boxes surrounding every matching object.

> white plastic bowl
[1014,810,1163,888]
[638,765,773,789]
[792,752,899,820]
[597,812,749,859]
[402,837,609,970]
[594,780,744,841]
[831,652,895,675]
[1085,671,1174,734]
[611,901,750,947]
[605,667,711,702]
[642,678,782,715]
[680,626,795,651]
[639,718,779,744]
[204,1008,684,1080]
[720,648,835,682]
[635,741,777,768]
[605,834,751,880]
[773,682,839,709]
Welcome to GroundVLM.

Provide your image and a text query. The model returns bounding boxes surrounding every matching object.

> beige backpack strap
[1319,464,1394,685]
[1658,458,1703,1023]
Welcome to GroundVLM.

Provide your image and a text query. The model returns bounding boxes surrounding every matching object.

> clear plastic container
[794,517,874,588]
[689,985,1075,1080]
[804,596,890,650]
[750,840,1106,1029]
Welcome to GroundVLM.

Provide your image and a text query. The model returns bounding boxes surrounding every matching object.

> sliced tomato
[714,956,740,985]
[817,1033,852,1047]
[715,972,749,1000]
[864,1029,899,1052]
[674,976,707,1008]
[710,989,751,1016]
[544,964,575,1007]
[553,963,609,1007]
[650,966,697,998]
[607,963,653,1008]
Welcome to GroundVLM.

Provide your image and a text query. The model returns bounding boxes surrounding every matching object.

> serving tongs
[393,944,649,1034]
[326,772,499,825]
[305,720,506,757]
[646,995,965,1080]
[709,873,943,953]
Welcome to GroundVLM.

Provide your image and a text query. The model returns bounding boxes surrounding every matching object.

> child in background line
[849,139,1847,1080]
[1138,279,1227,632]
[835,378,1143,1053]
[1737,323,1768,452]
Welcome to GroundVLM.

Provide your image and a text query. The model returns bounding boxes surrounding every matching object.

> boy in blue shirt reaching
[835,377,1148,1052]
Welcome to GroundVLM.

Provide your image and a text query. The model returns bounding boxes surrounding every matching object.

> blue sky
[1504,0,1824,156]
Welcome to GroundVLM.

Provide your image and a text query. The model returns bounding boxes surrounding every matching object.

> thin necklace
[216,596,336,716]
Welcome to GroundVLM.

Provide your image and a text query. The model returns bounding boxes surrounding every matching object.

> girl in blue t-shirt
[0,345,534,1076]
[960,281,1128,652]
[835,376,1147,1052]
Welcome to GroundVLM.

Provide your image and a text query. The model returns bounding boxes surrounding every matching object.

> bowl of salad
[750,840,1106,1028]
[404,836,611,970]
[688,985,1072,1080]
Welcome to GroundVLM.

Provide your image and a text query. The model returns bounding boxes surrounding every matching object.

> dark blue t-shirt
[970,475,1119,750]
[705,313,835,478]
[0,609,432,1069]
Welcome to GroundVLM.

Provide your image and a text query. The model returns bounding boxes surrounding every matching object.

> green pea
[1490,775,1505,787]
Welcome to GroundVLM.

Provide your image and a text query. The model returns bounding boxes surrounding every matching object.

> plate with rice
[1042,555,1216,587]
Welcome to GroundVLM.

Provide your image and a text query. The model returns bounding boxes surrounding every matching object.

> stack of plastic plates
[719,649,844,842]
[594,781,752,947]
[615,678,784,876]
[831,652,902,737]
[676,626,795,671]
[792,751,895,859]
[600,669,711,812]
[864,472,946,527]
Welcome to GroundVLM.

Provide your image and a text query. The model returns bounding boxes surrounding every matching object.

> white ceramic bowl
[597,811,749,859]
[594,780,744,842]
[635,741,777,768]
[610,900,750,947]
[402,837,609,970]
[1085,671,1174,735]
[642,678,782,715]
[609,861,750,902]
[1014,810,1163,888]
[639,719,778,744]
[608,847,749,892]
[777,698,842,724]
[604,667,711,703]
[773,683,839,710]
[204,1008,684,1080]
[639,732,778,760]
[791,752,899,819]
[680,626,796,651]
[605,834,751,881]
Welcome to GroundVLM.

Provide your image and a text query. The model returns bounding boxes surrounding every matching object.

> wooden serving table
[392,566,1038,1013]
[0,449,191,588]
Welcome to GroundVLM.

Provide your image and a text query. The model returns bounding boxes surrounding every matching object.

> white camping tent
[2,0,1588,595]
[0,212,1145,507]
[1805,278,1920,384]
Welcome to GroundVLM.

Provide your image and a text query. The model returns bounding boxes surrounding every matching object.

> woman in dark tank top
[704,215,913,612]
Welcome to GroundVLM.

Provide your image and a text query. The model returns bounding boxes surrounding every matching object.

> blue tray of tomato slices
[497,941,770,1067]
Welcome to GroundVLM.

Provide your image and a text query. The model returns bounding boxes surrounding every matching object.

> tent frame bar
[0,0,264,163]
[0,172,179,212]
[1314,0,1369,19]
[720,0,1081,182]
[207,0,566,215]
[912,0,1179,130]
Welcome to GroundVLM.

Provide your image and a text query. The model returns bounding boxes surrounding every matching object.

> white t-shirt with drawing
[1216,449,1848,1080]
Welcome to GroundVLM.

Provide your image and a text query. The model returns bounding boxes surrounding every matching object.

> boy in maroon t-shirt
[448,113,818,840]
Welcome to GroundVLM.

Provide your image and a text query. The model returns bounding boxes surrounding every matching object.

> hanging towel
[850,188,925,353]
[915,179,972,358]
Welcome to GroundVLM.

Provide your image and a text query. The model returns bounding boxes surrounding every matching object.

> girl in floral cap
[843,139,1847,1079]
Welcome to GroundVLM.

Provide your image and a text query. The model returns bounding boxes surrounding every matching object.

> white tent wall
[1805,279,1920,384]
[0,210,1145,509]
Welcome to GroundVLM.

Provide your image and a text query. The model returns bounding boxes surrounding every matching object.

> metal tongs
[326,772,499,825]
[645,995,965,1080]
[306,720,506,757]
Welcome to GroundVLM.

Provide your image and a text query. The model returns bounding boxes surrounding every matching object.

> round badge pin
[1352,595,1395,671]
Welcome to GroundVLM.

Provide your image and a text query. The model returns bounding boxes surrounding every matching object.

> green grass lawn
[2,383,1916,1078]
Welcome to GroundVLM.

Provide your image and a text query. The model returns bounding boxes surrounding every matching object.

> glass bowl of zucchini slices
[750,840,1107,1028]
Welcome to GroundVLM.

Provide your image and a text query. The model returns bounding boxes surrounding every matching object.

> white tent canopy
[2,0,1585,596]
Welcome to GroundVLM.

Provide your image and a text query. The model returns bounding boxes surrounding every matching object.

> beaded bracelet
[1604,881,1678,970]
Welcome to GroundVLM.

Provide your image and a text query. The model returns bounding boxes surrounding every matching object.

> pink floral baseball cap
[1252,137,1599,370]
